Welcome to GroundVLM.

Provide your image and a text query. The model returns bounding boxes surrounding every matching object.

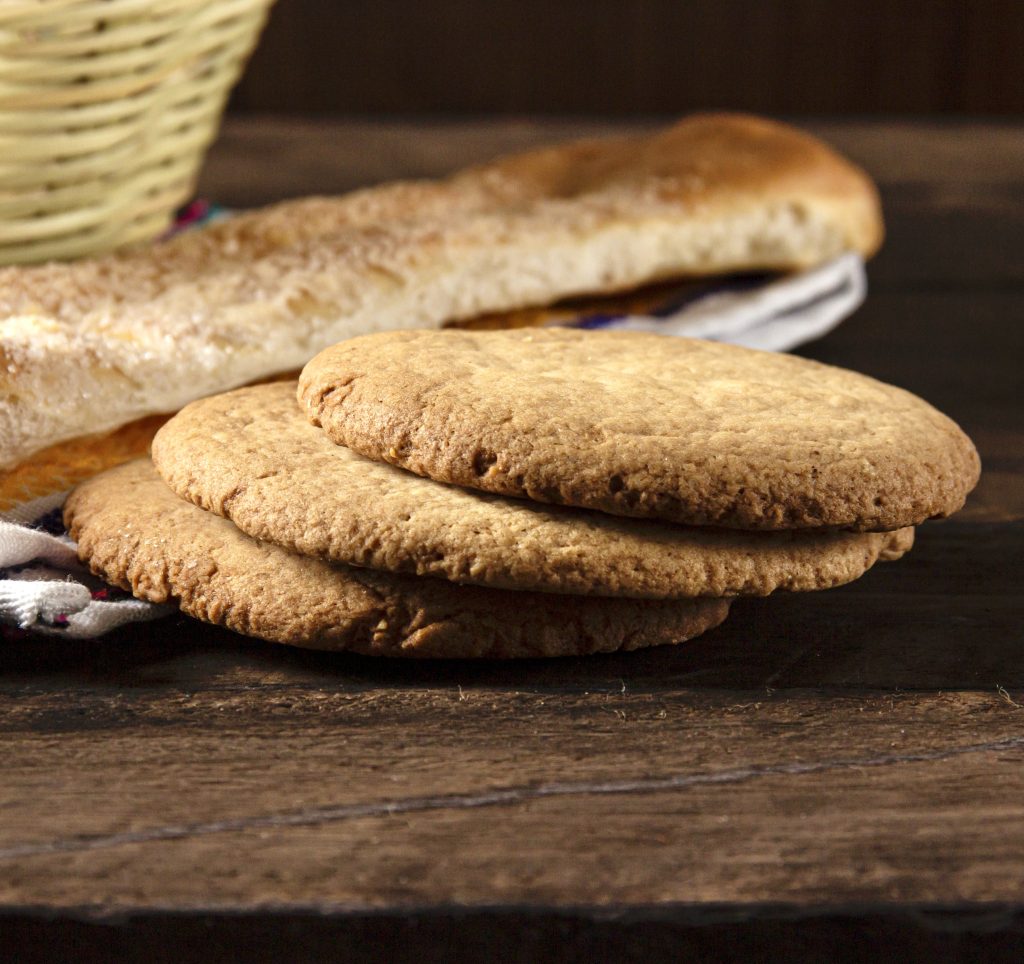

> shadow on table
[1,521,1019,695]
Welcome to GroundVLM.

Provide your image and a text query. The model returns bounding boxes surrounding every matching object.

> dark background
[229,0,1022,117]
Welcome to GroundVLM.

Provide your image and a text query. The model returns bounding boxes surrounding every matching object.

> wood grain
[3,119,1024,961]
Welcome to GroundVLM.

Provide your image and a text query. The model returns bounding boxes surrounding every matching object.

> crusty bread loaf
[0,113,882,469]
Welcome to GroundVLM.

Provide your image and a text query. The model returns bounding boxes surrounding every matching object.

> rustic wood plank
[201,118,1024,199]
[2,664,1024,907]
[2,511,1022,910]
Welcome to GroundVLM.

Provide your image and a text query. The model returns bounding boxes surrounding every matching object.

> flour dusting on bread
[0,114,882,469]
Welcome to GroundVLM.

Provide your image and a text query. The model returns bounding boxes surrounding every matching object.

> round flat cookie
[298,329,980,531]
[152,382,914,599]
[64,460,730,658]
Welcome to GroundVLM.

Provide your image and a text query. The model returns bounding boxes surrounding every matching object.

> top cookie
[299,329,980,531]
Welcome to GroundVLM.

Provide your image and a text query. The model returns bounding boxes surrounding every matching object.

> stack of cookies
[64,329,980,659]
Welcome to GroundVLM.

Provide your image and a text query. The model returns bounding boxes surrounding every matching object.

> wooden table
[2,119,1023,962]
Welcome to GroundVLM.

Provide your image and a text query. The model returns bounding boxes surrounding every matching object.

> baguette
[0,113,882,470]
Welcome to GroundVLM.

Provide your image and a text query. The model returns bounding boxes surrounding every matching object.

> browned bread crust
[0,114,881,469]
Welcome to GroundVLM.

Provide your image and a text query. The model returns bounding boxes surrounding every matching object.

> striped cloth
[565,252,865,351]
[0,492,172,639]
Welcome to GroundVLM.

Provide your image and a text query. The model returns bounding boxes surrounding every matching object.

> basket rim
[0,0,246,30]
[0,0,276,264]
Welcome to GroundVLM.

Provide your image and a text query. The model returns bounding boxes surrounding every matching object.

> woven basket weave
[0,0,274,265]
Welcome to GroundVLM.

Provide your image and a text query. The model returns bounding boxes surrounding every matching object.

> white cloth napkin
[564,252,865,350]
[0,492,173,638]
[0,254,866,639]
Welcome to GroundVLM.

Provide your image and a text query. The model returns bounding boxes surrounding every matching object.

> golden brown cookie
[153,382,913,598]
[64,460,730,658]
[299,328,980,531]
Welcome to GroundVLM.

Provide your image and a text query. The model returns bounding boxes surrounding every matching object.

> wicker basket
[0,0,274,265]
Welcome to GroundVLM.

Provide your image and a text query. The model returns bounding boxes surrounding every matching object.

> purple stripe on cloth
[567,272,775,330]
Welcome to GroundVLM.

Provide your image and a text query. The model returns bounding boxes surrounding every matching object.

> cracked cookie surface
[299,328,979,531]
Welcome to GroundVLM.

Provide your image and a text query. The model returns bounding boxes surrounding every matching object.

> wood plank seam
[4,732,1023,862]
